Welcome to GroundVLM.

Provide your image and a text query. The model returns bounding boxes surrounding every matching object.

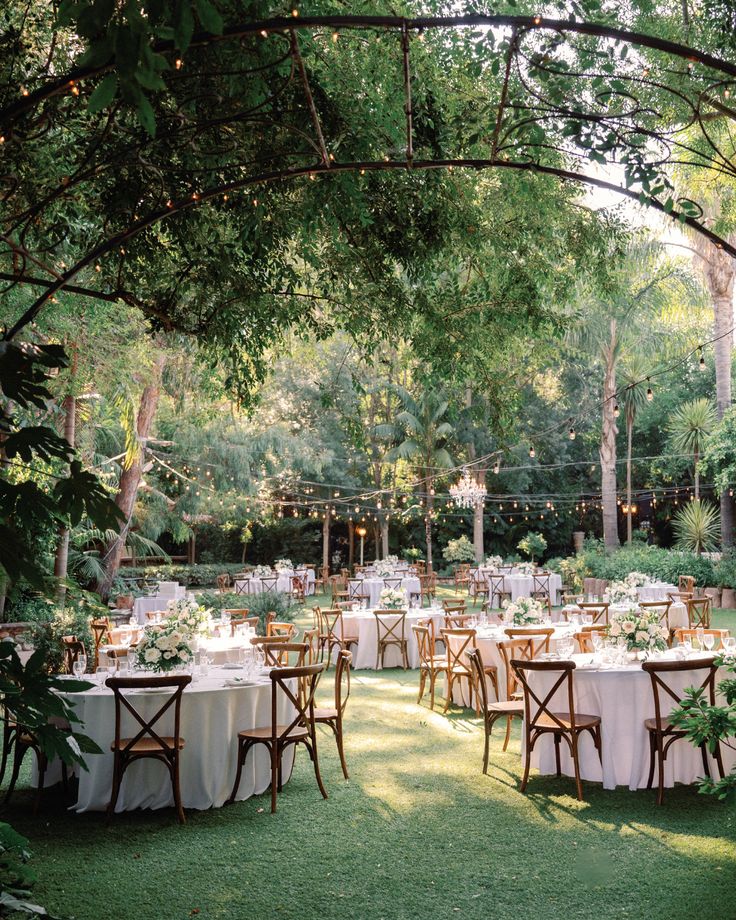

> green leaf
[136,94,156,136]
[194,0,223,34]
[175,0,195,52]
[88,74,118,113]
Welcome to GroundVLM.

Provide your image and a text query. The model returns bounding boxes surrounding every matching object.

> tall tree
[668,398,718,500]
[620,357,651,544]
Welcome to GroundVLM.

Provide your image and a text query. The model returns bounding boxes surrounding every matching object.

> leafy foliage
[672,500,721,554]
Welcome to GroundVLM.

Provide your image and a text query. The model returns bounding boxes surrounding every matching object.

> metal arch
[5,154,736,341]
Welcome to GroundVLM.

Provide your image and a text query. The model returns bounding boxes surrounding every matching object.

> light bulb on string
[699,348,706,371]
[529,445,535,459]
[613,403,620,418]
[493,460,500,475]
[568,426,576,440]
[646,378,653,401]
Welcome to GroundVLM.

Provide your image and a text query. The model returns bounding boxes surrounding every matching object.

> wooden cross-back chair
[260,641,307,669]
[687,597,712,629]
[488,575,511,610]
[443,613,475,629]
[511,659,602,802]
[314,650,352,779]
[267,621,297,640]
[442,598,467,614]
[90,617,111,669]
[574,625,608,653]
[420,573,437,606]
[673,627,730,649]
[667,591,694,607]
[302,628,320,664]
[502,627,555,657]
[678,575,696,595]
[62,635,86,674]
[348,579,365,601]
[382,577,403,591]
[260,576,278,595]
[454,564,471,591]
[227,662,328,813]
[469,572,488,603]
[639,600,673,640]
[291,575,307,603]
[374,610,409,670]
[105,674,191,824]
[417,616,442,656]
[413,624,448,711]
[468,646,523,770]
[227,612,259,636]
[234,577,251,596]
[320,609,359,669]
[576,602,609,626]
[216,573,231,592]
[531,574,552,615]
[441,628,478,714]
[642,657,724,805]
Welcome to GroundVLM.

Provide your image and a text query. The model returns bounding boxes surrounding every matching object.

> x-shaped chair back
[488,575,507,606]
[577,602,609,625]
[261,576,278,594]
[467,648,490,709]
[412,625,433,666]
[532,574,550,596]
[348,580,365,600]
[269,663,325,744]
[333,650,352,717]
[441,628,476,673]
[442,600,466,614]
[261,641,307,669]
[511,659,578,732]
[497,638,533,698]
[382,578,403,591]
[62,636,86,673]
[642,656,718,729]
[106,675,191,758]
[90,618,111,667]
[687,597,712,628]
[503,627,554,657]
[374,610,407,646]
[679,575,696,594]
[443,613,474,629]
[321,609,348,644]
[235,578,251,595]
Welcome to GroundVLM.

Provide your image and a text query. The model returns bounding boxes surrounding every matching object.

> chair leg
[172,756,185,824]
[571,735,584,802]
[107,754,123,820]
[33,753,46,816]
[226,739,247,805]
[270,742,279,814]
[309,731,328,801]
[0,728,13,789]
[655,736,666,806]
[554,733,562,777]
[429,671,437,712]
[335,720,349,780]
[482,719,490,775]
[646,732,656,790]
[700,743,711,779]
[502,715,512,752]
[443,673,453,713]
[520,730,532,793]
[417,668,427,705]
[402,641,409,670]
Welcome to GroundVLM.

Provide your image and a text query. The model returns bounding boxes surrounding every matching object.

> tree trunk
[424,476,434,568]
[187,532,196,565]
[54,394,76,603]
[473,497,484,564]
[380,515,389,558]
[97,356,165,598]
[348,518,354,572]
[694,445,700,500]
[694,237,735,547]
[626,411,633,545]
[600,330,620,551]
[322,511,330,578]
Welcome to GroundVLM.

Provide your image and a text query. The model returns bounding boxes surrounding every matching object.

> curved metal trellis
[2,12,736,340]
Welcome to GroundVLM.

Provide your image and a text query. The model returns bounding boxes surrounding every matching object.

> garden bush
[572,543,717,587]
[19,589,106,671]
[117,562,245,588]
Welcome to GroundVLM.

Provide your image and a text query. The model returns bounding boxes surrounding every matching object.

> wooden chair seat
[536,712,601,731]
[644,717,680,733]
[450,664,471,677]
[112,736,185,753]
[239,724,309,742]
[313,706,338,721]
[486,699,524,715]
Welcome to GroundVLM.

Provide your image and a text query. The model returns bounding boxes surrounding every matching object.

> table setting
[348,574,421,608]
[336,603,445,669]
[233,560,315,596]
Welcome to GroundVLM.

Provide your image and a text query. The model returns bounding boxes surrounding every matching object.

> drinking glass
[724,636,736,654]
[696,627,705,649]
[72,655,86,679]
[591,633,603,653]
[128,616,137,627]
[95,666,108,686]
[683,638,693,656]
[703,633,716,652]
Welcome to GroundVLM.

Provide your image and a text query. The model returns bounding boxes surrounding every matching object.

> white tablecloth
[234,569,315,596]
[57,669,297,811]
[636,583,677,602]
[446,623,578,704]
[338,607,444,669]
[157,582,186,599]
[133,596,173,623]
[349,576,421,608]
[503,573,563,605]
[526,653,735,790]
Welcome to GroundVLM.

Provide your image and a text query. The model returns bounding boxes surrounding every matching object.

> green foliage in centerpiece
[608,610,669,653]
[135,624,193,672]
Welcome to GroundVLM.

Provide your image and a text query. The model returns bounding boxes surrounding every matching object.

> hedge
[117,563,245,588]
[575,545,717,588]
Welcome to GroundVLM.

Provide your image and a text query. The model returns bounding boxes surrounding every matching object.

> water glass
[95,666,108,686]
[723,636,736,654]
[591,633,603,653]
[72,655,86,679]
[703,633,716,652]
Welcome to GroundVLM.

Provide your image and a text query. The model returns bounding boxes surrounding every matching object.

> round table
[525,652,735,790]
[234,569,315,596]
[349,576,421,608]
[637,583,677,602]
[57,668,297,811]
[337,607,444,669]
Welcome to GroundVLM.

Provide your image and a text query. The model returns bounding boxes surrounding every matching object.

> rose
[144,647,162,663]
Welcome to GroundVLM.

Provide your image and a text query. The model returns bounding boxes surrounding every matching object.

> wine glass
[703,632,716,652]
[72,655,86,679]
[683,638,693,656]
[696,626,705,649]
[591,632,603,653]
[724,636,736,655]
[95,666,108,686]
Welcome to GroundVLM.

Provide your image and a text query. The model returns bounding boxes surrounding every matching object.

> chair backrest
[216,573,230,591]
[503,627,554,656]
[348,579,364,600]
[531,573,551,595]
[467,647,490,711]
[145,610,167,623]
[673,627,730,648]
[106,674,191,755]
[574,631,594,653]
[321,609,347,642]
[261,576,278,593]
[261,641,307,668]
[667,591,693,605]
[382,577,403,591]
[679,575,696,594]
[90,617,110,652]
[62,635,86,673]
[639,600,672,631]
[302,628,320,664]
[230,614,259,636]
[333,650,352,717]
[267,621,297,639]
[562,593,583,605]
[642,656,719,728]
[441,628,476,671]
[374,610,407,645]
[291,575,306,596]
[488,574,507,594]
[497,638,533,698]
[577,602,609,625]
[511,659,579,730]
[268,663,325,743]
[442,599,466,613]
[443,613,474,629]
[687,597,712,628]
[412,624,433,667]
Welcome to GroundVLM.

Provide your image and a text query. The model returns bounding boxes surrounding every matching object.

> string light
[646,378,654,401]
[699,348,706,371]
[613,403,620,418]
[529,445,535,459]
[568,425,576,440]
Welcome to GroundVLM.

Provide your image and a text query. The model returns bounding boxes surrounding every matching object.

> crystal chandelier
[449,468,487,509]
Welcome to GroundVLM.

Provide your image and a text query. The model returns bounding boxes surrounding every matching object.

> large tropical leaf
[673,500,721,554]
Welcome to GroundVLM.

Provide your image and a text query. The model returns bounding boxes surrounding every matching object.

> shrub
[20,590,105,672]
[442,535,476,564]
[517,533,547,561]
[715,552,736,589]
[572,544,717,588]
[117,562,245,588]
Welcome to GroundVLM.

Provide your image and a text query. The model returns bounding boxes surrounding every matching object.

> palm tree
[668,398,718,500]
[673,500,720,555]
[375,386,455,568]
[620,357,651,545]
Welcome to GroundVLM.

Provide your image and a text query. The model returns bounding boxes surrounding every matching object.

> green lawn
[6,592,736,920]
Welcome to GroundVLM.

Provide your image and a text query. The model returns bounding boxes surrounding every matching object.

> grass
[5,589,736,920]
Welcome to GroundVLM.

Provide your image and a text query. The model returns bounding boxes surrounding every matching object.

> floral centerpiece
[136,624,193,672]
[166,597,211,636]
[384,554,399,565]
[485,555,503,569]
[503,596,544,626]
[625,571,650,588]
[608,609,668,654]
[274,558,293,573]
[252,565,272,577]
[378,587,405,609]
[515,561,536,576]
[608,581,639,605]
[374,562,396,578]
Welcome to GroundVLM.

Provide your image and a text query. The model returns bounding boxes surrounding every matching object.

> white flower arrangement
[515,561,536,576]
[608,581,640,605]
[608,609,668,653]
[374,562,396,578]
[625,571,650,588]
[503,596,544,626]
[485,555,504,569]
[136,624,193,672]
[384,554,399,565]
[378,587,405,609]
[166,598,212,635]
[252,565,272,577]
[274,558,293,573]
